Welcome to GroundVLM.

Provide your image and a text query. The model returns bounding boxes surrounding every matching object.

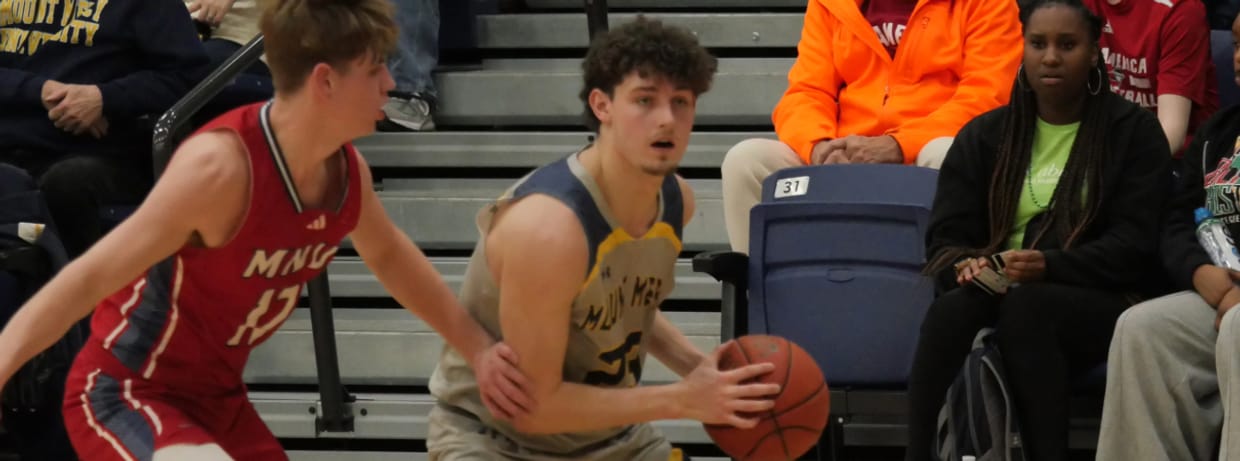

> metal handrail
[585,0,608,40]
[151,34,265,174]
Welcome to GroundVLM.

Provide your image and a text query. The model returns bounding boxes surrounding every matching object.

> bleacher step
[524,0,807,9]
[354,131,771,170]
[255,392,715,444]
[477,12,803,49]
[433,58,791,127]
[245,309,722,386]
[324,257,723,301]
[367,178,727,252]
[290,453,430,461]
[289,452,730,461]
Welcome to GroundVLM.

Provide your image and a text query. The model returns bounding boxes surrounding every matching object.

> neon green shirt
[1008,118,1079,250]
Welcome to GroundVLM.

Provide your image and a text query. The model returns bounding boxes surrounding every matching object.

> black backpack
[934,328,1027,461]
[0,163,80,410]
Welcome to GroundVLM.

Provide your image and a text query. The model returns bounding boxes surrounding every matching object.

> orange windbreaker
[774,0,1023,164]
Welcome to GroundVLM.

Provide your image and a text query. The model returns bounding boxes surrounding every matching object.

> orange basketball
[704,335,831,461]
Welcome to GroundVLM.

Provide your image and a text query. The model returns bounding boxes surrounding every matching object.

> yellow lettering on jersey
[668,448,684,461]
[1,0,106,54]
[0,0,14,27]
[72,0,91,19]
[580,222,681,291]
[19,0,33,23]
[76,18,96,44]
[0,28,26,52]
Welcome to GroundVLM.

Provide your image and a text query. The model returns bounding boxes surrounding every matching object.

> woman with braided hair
[904,0,1172,459]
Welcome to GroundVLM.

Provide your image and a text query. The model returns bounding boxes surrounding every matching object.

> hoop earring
[1087,66,1103,96]
[1017,64,1032,92]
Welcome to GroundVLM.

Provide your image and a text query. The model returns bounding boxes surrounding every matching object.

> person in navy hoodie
[0,0,209,259]
[0,0,205,459]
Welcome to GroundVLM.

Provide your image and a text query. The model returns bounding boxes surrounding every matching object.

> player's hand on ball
[680,341,781,428]
[474,342,534,422]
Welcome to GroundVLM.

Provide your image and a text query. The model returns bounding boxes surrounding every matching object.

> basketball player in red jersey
[0,0,532,459]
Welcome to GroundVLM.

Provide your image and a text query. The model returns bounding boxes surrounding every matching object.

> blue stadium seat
[699,164,938,386]
[750,164,938,386]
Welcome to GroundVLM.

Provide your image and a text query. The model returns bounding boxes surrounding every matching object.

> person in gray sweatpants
[1097,17,1240,459]
[1098,292,1240,460]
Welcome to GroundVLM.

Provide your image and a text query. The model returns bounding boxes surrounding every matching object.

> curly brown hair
[579,17,718,131]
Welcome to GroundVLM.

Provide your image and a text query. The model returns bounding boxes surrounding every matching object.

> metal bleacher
[0,0,1228,459]
[130,2,1240,459]
[232,1,812,460]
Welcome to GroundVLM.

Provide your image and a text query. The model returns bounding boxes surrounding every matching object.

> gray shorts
[427,404,673,461]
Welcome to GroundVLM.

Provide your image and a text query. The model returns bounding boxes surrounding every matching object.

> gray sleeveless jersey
[427,152,684,458]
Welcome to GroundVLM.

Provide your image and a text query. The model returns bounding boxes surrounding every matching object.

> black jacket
[1160,105,1240,291]
[0,0,208,157]
[927,92,1173,295]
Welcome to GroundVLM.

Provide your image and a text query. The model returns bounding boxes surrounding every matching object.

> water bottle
[1195,207,1240,271]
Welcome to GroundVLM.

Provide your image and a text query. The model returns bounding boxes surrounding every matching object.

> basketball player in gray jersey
[426,18,782,460]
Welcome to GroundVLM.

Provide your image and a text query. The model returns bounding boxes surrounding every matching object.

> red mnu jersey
[75,101,362,393]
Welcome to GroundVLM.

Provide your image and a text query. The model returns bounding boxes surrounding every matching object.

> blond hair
[260,0,398,92]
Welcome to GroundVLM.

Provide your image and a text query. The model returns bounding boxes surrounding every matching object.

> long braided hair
[927,0,1110,273]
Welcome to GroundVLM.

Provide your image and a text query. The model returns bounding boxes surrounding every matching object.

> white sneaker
[380,94,436,131]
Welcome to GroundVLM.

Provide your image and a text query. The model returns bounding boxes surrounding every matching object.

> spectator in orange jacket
[720,0,1023,253]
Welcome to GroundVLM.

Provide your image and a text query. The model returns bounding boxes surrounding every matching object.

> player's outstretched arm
[0,131,248,387]
[494,194,780,435]
[347,155,532,421]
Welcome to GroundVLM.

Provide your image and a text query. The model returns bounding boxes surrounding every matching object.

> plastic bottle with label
[1196,207,1240,271]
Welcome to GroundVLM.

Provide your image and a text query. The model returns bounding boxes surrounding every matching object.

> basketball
[704,335,831,461]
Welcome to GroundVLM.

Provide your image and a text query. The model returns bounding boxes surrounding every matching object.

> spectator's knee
[721,138,796,183]
[1112,301,1174,344]
[919,297,959,336]
[995,285,1058,345]
[915,137,953,169]
[1218,303,1240,350]
[722,138,769,178]
[920,287,991,337]
[38,157,110,201]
